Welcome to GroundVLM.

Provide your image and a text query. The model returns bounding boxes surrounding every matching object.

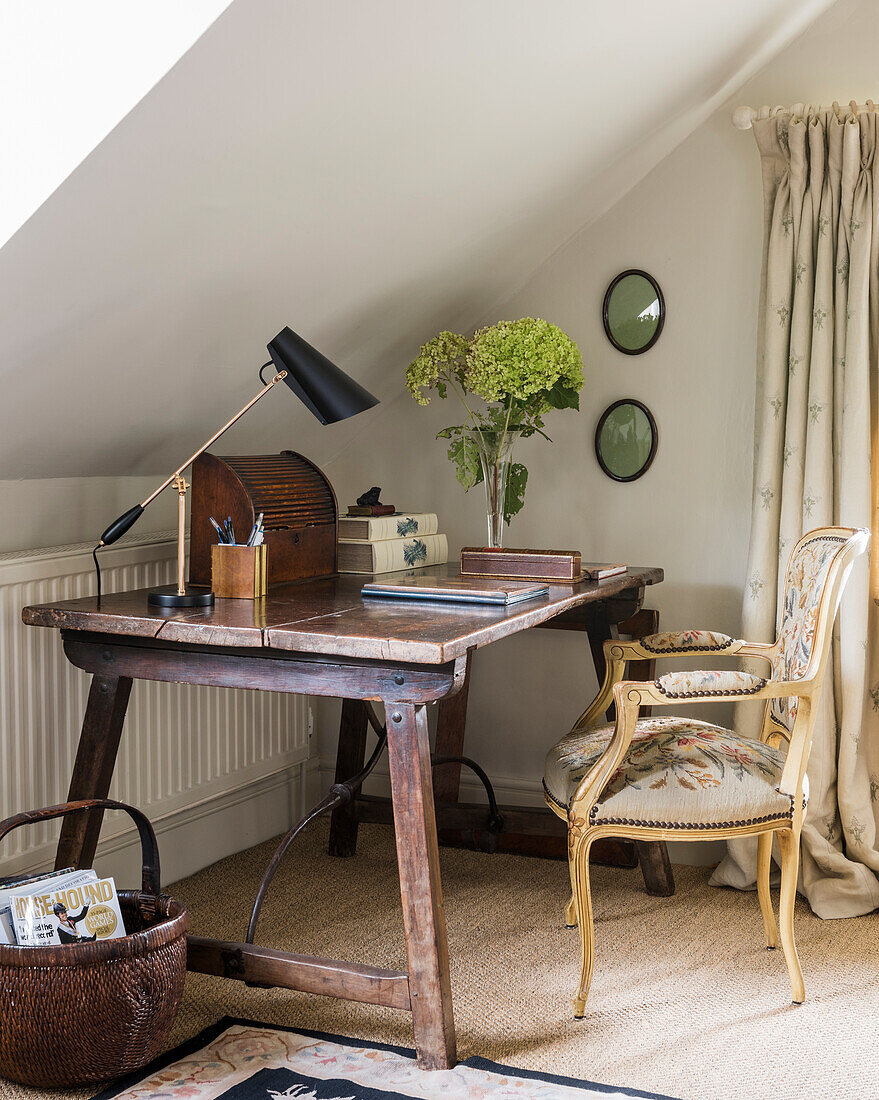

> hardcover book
[9,874,127,947]
[346,503,396,516]
[338,533,448,574]
[581,563,628,580]
[338,513,439,541]
[362,574,548,605]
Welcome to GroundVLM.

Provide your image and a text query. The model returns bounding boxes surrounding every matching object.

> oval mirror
[595,399,658,482]
[602,269,665,354]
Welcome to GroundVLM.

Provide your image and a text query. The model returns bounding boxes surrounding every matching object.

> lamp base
[148,584,214,608]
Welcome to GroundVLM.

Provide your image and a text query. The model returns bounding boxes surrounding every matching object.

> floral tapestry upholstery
[544,717,803,828]
[654,670,767,698]
[770,533,844,732]
[640,630,738,653]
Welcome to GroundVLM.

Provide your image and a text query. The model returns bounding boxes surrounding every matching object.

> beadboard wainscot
[0,532,314,884]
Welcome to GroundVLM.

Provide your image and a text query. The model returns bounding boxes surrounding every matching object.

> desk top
[22,563,662,664]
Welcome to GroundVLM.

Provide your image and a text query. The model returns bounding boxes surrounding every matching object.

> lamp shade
[266,327,379,425]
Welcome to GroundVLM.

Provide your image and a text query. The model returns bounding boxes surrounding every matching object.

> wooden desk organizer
[190,451,338,589]
[211,544,268,599]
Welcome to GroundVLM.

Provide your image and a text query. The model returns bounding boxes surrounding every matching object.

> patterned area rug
[93,1018,679,1099]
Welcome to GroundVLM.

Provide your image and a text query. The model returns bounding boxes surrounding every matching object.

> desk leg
[433,649,473,803]
[328,699,369,857]
[587,605,618,723]
[387,702,456,1070]
[55,673,132,870]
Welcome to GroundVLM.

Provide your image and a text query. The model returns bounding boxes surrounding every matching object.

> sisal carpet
[3,821,878,1100]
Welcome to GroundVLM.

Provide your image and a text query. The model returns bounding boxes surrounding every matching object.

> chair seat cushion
[543,717,803,830]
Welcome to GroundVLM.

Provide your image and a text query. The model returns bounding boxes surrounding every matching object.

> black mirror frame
[602,269,665,355]
[594,398,658,482]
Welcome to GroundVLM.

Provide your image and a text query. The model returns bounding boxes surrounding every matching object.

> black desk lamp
[95,327,378,607]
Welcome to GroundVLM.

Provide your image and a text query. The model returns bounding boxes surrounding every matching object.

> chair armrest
[606,630,775,662]
[643,673,812,705]
[641,630,741,653]
[574,632,774,734]
[653,670,767,698]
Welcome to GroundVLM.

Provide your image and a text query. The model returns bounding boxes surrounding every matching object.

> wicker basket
[0,799,188,1088]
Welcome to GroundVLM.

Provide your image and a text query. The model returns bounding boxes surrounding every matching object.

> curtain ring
[832,100,841,120]
[868,99,875,114]
[850,99,859,118]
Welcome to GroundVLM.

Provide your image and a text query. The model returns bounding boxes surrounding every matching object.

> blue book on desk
[361,574,548,606]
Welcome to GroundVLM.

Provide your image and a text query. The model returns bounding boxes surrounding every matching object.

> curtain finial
[732,105,755,130]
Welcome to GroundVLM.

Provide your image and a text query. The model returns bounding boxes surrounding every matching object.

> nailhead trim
[543,780,567,812]
[653,677,767,699]
[544,782,804,829]
[588,792,802,830]
[641,636,737,655]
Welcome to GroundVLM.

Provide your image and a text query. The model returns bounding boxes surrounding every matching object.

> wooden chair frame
[545,526,869,1016]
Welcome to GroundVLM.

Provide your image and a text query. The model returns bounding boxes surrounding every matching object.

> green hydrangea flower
[403,318,584,525]
[465,318,583,405]
[405,331,469,406]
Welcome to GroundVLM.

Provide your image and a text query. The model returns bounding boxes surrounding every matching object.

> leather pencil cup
[211,544,268,599]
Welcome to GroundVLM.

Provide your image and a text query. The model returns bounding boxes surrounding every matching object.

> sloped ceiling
[0,1,232,248]
[0,0,834,480]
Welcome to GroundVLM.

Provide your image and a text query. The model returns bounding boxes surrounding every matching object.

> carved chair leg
[571,830,596,1018]
[777,826,805,1003]
[757,830,778,949]
[565,846,578,928]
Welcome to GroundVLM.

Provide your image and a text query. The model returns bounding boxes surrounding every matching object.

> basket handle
[0,799,161,897]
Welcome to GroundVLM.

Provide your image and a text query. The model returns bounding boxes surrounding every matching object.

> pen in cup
[247,513,265,547]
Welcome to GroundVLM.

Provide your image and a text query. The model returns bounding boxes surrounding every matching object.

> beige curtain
[711,106,879,917]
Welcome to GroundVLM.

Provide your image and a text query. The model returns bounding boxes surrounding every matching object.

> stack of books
[338,511,448,574]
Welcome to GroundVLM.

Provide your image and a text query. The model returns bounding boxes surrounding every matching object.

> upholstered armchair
[543,527,869,1017]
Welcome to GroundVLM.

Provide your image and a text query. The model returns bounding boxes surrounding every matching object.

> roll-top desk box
[189,452,338,588]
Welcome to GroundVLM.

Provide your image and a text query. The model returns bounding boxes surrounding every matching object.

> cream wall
[0,0,831,487]
[0,478,175,555]
[314,0,879,863]
[0,1,230,248]
[313,112,762,860]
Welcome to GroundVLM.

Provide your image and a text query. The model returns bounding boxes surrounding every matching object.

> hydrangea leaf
[504,463,528,522]
[544,381,580,411]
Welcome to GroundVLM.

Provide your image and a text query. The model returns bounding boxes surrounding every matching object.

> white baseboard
[14,757,320,888]
[315,759,724,867]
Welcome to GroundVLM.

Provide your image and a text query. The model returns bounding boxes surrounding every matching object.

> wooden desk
[22,563,661,1071]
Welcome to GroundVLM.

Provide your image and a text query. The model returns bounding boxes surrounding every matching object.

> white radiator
[0,533,309,879]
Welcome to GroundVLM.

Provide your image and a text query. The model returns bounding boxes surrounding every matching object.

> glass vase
[468,427,521,548]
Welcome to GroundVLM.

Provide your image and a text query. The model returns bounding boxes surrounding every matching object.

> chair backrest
[768,526,869,734]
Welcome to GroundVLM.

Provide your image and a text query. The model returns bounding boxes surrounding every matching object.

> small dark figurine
[356,487,383,506]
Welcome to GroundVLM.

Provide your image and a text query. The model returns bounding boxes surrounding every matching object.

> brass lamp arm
[98,369,287,548]
[140,370,287,508]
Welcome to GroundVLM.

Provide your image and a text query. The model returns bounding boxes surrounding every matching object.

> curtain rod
[732,100,876,130]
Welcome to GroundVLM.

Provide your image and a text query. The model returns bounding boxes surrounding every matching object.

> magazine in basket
[0,867,86,944]
[8,872,127,946]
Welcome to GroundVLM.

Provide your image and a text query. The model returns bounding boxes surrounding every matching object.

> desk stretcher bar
[186,936,411,1010]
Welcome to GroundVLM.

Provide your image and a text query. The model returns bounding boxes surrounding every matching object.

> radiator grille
[0,533,307,868]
